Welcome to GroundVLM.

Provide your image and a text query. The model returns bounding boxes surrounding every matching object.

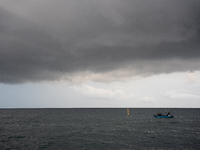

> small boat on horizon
[153,112,174,118]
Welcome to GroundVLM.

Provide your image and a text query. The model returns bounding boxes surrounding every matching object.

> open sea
[0,108,200,149]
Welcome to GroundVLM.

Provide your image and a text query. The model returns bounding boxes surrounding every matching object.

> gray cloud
[0,0,200,84]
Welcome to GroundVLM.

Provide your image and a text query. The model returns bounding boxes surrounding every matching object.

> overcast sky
[0,0,200,108]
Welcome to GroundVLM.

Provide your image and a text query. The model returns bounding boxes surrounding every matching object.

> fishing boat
[153,112,174,118]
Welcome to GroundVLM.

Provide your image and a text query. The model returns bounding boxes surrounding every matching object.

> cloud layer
[73,84,135,100]
[1,0,200,83]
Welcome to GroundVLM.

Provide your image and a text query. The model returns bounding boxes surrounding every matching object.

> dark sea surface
[0,108,200,150]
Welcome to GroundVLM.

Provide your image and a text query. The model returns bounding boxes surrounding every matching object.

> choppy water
[0,108,200,149]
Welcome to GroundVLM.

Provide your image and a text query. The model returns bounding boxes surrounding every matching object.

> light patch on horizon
[138,96,154,103]
[0,71,200,108]
[72,84,135,100]
[164,91,200,100]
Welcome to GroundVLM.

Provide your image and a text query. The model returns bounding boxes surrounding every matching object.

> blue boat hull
[153,115,173,118]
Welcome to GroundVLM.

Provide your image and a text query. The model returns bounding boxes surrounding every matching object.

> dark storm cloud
[0,0,200,83]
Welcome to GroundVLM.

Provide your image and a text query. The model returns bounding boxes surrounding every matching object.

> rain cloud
[1,0,200,84]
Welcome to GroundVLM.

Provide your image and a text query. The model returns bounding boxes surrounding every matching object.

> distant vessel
[153,112,173,118]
